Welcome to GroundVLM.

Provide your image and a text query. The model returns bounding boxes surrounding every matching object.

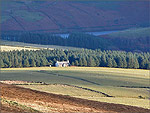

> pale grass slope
[0,45,40,51]
[1,67,150,109]
[1,40,80,51]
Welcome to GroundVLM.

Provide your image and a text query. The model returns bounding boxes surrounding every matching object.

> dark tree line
[2,32,110,50]
[0,49,150,69]
[2,31,150,52]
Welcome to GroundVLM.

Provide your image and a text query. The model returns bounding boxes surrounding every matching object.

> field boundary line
[62,84,113,97]
[38,70,101,86]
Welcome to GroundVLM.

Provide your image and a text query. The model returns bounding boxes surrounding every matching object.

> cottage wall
[55,61,70,67]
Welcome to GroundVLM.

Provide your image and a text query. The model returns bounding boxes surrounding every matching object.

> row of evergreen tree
[0,49,150,69]
[2,32,110,50]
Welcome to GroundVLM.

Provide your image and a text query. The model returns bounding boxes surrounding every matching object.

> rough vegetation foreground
[0,83,150,113]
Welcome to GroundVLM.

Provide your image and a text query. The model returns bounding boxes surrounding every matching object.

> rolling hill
[1,0,149,33]
[102,27,150,52]
[2,27,150,52]
[1,0,149,52]
[1,82,150,113]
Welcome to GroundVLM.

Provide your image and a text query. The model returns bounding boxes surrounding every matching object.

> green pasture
[0,67,149,108]
[19,84,149,109]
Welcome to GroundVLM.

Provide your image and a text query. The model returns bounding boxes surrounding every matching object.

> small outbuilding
[55,60,70,67]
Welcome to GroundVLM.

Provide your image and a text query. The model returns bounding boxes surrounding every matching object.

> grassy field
[0,67,150,109]
[0,45,41,51]
[1,40,80,51]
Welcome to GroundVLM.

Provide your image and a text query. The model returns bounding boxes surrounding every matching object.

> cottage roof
[56,61,69,64]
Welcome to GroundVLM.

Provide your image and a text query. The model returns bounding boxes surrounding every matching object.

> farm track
[9,15,26,31]
[51,6,79,28]
[26,0,65,30]
[68,3,90,15]
[1,83,150,113]
[9,1,134,33]
[18,0,60,32]
[13,1,131,33]
[41,11,65,29]
[2,1,149,32]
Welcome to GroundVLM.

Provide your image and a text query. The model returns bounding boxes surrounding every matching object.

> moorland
[1,0,150,113]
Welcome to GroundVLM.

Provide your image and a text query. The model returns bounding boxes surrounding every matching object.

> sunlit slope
[1,67,149,109]
[0,40,80,51]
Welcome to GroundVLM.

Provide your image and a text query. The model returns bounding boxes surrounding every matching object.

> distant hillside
[106,27,150,39]
[102,27,150,52]
[1,0,149,33]
[2,27,149,52]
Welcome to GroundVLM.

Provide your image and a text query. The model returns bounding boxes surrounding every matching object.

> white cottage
[55,60,70,67]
